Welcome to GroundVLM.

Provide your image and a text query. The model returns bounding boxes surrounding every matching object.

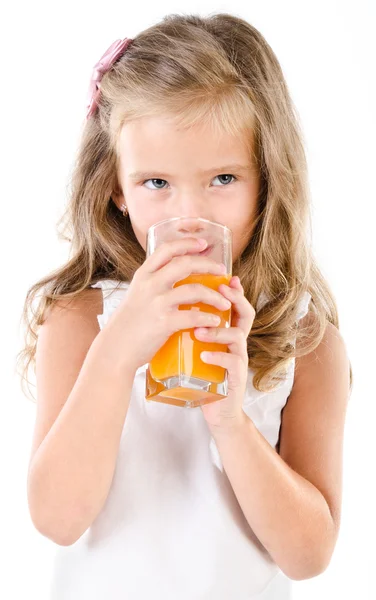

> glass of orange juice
[145,217,232,408]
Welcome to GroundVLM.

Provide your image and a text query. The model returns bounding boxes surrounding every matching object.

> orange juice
[146,272,231,405]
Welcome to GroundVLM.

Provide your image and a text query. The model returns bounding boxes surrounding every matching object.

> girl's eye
[142,174,237,190]
[143,178,169,190]
[211,174,237,186]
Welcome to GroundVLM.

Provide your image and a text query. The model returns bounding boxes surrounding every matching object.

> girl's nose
[174,217,208,236]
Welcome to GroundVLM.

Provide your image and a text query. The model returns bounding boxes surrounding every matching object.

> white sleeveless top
[50,280,311,599]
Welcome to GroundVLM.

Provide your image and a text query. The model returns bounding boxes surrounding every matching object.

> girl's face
[112,115,260,263]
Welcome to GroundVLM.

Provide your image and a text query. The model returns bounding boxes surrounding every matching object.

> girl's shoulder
[44,285,103,324]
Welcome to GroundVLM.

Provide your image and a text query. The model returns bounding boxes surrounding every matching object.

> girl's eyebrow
[128,163,252,181]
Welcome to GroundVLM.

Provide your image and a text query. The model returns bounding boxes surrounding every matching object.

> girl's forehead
[117,117,255,180]
[118,115,254,158]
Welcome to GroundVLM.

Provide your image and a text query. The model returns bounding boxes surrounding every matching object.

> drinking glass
[145,217,232,408]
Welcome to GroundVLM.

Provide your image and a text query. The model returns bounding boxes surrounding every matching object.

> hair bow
[86,37,133,119]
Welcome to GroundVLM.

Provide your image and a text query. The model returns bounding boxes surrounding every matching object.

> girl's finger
[219,283,244,299]
[195,326,247,358]
[200,350,245,371]
[231,276,243,290]
[143,237,206,273]
[219,285,255,333]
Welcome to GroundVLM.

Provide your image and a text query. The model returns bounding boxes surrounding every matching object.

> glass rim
[147,216,232,236]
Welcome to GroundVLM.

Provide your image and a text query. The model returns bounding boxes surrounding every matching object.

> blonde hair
[16,12,353,401]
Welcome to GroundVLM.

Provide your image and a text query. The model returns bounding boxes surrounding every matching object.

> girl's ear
[110,188,125,211]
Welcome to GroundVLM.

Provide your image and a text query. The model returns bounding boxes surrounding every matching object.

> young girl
[18,12,352,600]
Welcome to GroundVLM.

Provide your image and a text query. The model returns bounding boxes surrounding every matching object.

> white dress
[49,280,311,599]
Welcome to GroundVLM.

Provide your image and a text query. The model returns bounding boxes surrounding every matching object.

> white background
[1,1,375,598]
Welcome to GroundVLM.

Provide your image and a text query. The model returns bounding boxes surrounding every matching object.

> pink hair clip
[86,37,133,120]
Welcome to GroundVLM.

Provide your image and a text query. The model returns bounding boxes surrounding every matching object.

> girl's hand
[98,237,231,375]
[195,276,256,432]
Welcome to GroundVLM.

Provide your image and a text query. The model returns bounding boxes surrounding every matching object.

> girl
[18,12,352,600]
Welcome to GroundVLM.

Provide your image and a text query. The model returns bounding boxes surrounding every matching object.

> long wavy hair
[16,12,353,401]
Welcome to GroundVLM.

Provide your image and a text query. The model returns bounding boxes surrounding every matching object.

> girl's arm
[210,317,350,580]
[27,290,136,546]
